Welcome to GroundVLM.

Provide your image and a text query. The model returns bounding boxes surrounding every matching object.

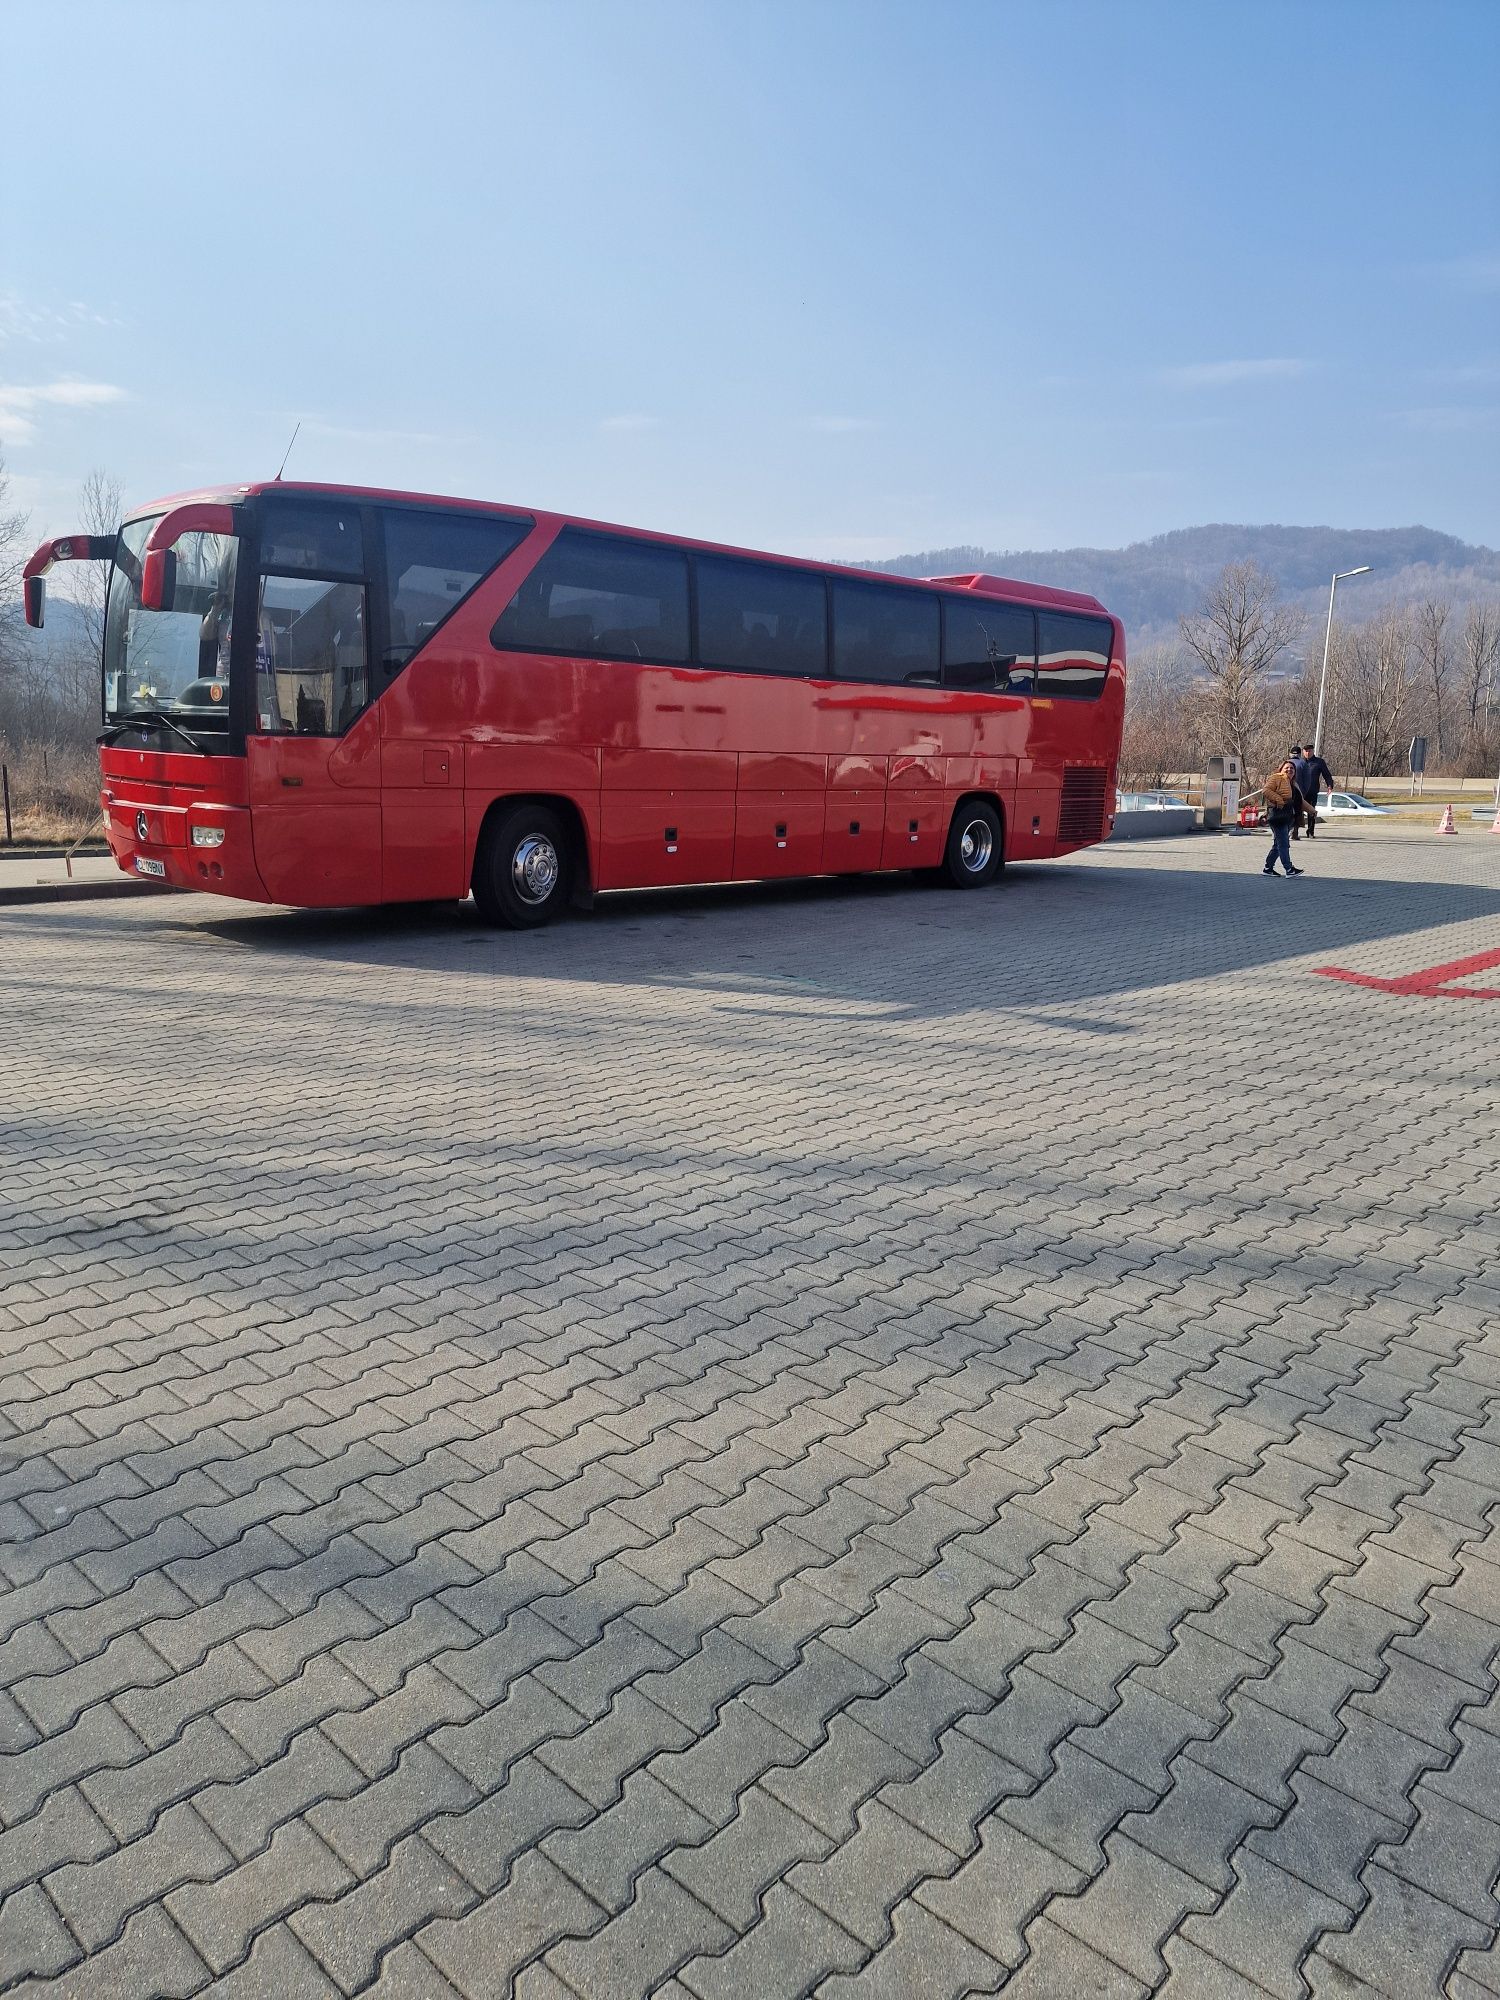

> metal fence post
[1,764,12,845]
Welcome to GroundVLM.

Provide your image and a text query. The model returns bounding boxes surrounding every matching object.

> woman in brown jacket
[1262,762,1304,878]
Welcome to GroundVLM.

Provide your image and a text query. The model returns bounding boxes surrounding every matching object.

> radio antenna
[274,420,302,482]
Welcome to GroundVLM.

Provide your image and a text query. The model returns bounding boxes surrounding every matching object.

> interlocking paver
[1178,1848,1354,1997]
[0,1882,82,1985]
[662,1785,832,1929]
[165,1817,355,1975]
[197,1921,343,1997]
[1045,1828,1219,1987]
[287,1831,477,1991]
[5,836,1499,1998]
[917,1811,1089,1965]
[1304,1862,1493,1996]
[415,1849,605,1992]
[543,1865,734,1999]
[44,1799,234,1951]
[677,1880,865,1998]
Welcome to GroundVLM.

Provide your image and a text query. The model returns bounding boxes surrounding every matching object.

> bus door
[246,569,382,906]
[380,716,465,902]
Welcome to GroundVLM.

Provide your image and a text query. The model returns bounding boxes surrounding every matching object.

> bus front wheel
[942,801,1004,889]
[473,803,573,927]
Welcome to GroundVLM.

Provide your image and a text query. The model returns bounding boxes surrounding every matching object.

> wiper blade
[100,711,209,754]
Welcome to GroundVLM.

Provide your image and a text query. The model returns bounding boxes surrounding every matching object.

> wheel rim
[959,818,994,872]
[511,835,560,905]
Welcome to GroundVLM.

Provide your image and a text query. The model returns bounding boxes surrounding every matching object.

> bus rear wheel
[942,801,1003,888]
[473,803,573,927]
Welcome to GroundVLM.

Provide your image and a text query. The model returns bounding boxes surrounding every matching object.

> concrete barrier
[1111,807,1198,841]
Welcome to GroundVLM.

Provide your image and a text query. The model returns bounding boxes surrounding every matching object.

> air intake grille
[1058,766,1108,843]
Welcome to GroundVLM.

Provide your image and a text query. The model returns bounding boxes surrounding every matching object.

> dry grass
[0,742,101,847]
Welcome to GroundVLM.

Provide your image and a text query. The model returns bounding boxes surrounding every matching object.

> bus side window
[380,508,529,674]
[696,557,827,677]
[1035,612,1112,700]
[943,599,1036,692]
[830,580,939,685]
[256,576,368,735]
[492,530,689,664]
[259,503,364,577]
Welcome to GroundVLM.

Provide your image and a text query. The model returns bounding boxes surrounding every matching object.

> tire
[941,800,1003,889]
[472,803,573,927]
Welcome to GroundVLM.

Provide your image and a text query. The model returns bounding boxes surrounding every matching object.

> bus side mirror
[138,500,238,610]
[23,575,44,628]
[140,547,177,612]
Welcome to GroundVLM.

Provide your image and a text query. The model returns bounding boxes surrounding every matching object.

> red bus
[23,482,1124,925]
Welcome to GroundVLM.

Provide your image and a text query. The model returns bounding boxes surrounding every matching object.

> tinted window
[259,502,363,576]
[831,580,940,684]
[382,509,528,664]
[943,598,1037,691]
[696,557,827,677]
[254,577,368,735]
[1036,612,1112,700]
[493,530,689,662]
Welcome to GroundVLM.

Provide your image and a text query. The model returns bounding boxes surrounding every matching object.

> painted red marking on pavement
[1314,946,1500,998]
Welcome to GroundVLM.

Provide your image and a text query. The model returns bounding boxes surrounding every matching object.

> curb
[0,846,112,862]
[0,880,180,908]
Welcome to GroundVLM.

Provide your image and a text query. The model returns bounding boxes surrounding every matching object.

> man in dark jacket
[1292,745,1334,838]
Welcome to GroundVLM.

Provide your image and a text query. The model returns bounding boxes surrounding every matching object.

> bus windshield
[103,517,238,732]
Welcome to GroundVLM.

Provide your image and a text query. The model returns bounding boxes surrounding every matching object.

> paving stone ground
[3,826,1499,1999]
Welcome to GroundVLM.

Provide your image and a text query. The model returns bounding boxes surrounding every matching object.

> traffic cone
[1437,804,1457,835]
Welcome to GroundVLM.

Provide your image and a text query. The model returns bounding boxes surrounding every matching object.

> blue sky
[2,0,1496,562]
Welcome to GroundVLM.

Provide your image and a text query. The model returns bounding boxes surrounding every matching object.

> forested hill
[864,524,1500,642]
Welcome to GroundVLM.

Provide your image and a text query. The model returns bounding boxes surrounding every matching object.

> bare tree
[1179,561,1302,781]
[0,448,29,638]
[1335,606,1419,783]
[53,468,124,718]
[1459,601,1500,743]
[1119,643,1194,786]
[74,468,124,658]
[1414,598,1452,755]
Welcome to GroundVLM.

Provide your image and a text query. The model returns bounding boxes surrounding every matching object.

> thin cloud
[1437,250,1500,295]
[0,378,126,443]
[599,414,657,433]
[0,295,121,346]
[1424,361,1500,386]
[807,415,877,434]
[1396,405,1500,434]
[301,418,449,447]
[1160,359,1309,389]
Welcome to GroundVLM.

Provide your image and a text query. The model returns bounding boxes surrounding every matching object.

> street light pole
[1312,565,1372,757]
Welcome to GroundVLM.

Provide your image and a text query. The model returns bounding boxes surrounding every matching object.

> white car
[1318,791,1394,817]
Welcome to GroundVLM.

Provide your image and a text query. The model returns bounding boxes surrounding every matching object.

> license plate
[135,856,166,878]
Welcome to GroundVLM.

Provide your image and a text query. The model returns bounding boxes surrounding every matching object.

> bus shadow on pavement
[189,855,1500,1022]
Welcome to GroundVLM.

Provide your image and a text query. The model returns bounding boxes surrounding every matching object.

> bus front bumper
[102,793,272,902]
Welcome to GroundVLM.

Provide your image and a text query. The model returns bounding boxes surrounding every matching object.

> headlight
[190,825,225,848]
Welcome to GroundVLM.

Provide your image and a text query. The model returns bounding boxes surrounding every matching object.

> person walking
[1262,759,1304,877]
[1292,743,1334,838]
